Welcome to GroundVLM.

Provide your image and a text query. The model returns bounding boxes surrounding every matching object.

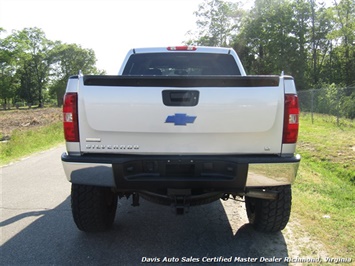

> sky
[0,0,332,75]
[0,0,214,74]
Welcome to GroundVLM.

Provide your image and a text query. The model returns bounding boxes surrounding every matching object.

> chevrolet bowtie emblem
[165,113,197,126]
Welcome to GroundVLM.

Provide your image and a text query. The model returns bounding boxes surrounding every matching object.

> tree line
[188,0,355,89]
[186,0,355,118]
[0,27,103,108]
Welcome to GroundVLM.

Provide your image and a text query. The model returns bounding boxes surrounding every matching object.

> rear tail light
[63,92,79,142]
[167,46,197,51]
[283,94,299,144]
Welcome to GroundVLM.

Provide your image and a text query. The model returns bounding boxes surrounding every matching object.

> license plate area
[166,161,195,177]
[112,158,248,190]
[115,159,243,181]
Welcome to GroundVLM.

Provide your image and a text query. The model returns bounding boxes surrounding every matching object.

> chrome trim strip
[86,138,101,142]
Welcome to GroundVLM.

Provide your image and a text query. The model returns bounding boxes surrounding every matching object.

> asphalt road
[1,145,291,265]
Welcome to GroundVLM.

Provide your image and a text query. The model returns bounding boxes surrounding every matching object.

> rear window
[122,53,241,76]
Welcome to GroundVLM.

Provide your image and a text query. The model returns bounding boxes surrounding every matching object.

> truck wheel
[71,184,118,232]
[245,185,291,233]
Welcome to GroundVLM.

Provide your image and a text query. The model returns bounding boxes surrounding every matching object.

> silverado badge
[165,113,197,126]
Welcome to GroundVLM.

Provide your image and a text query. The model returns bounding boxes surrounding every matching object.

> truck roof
[132,46,233,54]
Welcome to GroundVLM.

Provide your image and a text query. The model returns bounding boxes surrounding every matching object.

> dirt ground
[0,108,62,141]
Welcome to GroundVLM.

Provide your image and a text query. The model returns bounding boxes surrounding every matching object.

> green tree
[187,0,244,46]
[16,60,38,106]
[329,0,355,87]
[11,27,53,107]
[236,0,299,77]
[0,29,18,108]
[308,1,334,86]
[291,0,312,90]
[1,27,104,107]
[49,42,103,106]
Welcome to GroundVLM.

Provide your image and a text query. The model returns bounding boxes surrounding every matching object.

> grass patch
[0,122,63,165]
[293,113,355,258]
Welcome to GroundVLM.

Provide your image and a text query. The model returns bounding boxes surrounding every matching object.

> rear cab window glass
[122,53,241,76]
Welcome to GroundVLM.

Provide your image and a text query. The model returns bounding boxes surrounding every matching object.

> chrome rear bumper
[62,153,300,189]
[246,155,300,186]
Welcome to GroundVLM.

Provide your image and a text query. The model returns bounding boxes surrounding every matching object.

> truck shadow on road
[1,196,289,265]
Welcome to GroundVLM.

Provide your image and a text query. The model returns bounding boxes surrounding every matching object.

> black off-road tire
[245,185,292,233]
[71,184,118,232]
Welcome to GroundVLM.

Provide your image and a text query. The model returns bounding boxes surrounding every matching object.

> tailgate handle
[162,90,199,106]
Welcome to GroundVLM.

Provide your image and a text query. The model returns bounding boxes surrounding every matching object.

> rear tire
[71,184,118,232]
[245,185,291,233]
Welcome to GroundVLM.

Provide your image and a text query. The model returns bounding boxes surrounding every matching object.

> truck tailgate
[77,76,284,155]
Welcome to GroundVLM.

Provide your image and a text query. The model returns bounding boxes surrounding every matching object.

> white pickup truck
[61,46,301,233]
